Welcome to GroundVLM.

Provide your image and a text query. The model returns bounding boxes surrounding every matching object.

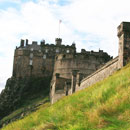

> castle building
[13,38,76,78]
[12,22,130,104]
[50,22,130,104]
[13,38,111,79]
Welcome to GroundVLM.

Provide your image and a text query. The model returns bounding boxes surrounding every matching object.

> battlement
[13,37,113,78]
[13,38,77,78]
[17,38,76,55]
[55,50,112,61]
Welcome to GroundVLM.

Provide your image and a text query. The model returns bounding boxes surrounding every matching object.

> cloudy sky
[0,0,130,93]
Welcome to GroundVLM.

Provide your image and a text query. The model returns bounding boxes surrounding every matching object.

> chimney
[26,39,28,46]
[40,39,45,45]
[20,39,24,47]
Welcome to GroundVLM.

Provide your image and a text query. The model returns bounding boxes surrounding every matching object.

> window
[31,48,33,51]
[29,60,33,65]
[30,53,33,58]
[66,50,70,53]
[43,54,46,59]
[45,49,48,53]
[56,49,59,53]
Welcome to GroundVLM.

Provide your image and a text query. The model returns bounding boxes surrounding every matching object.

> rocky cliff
[0,76,51,125]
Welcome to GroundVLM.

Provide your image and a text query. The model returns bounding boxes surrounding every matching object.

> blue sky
[0,1,19,9]
[0,0,130,92]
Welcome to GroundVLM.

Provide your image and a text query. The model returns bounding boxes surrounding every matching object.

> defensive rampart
[76,57,119,91]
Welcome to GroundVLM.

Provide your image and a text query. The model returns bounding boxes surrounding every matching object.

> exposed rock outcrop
[0,76,51,124]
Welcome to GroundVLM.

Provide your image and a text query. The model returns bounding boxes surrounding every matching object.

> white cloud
[1,0,130,92]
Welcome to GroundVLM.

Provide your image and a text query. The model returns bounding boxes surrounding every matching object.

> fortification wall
[53,52,111,80]
[118,22,130,68]
[50,76,71,104]
[50,21,130,104]
[13,38,76,78]
[76,57,119,91]
[13,48,54,78]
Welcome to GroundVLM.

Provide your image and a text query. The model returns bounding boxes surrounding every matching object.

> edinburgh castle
[12,22,130,104]
[0,21,130,127]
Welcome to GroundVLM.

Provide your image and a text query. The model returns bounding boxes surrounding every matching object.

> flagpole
[59,20,62,38]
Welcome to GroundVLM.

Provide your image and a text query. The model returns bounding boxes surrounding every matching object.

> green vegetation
[2,64,130,130]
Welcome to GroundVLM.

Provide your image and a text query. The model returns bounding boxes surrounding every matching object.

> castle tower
[55,38,62,45]
[117,22,130,68]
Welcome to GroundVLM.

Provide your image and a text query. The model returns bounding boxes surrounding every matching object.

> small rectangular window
[31,48,34,51]
[30,53,33,58]
[45,49,48,53]
[66,50,70,53]
[43,54,46,59]
[56,49,59,53]
[29,60,33,65]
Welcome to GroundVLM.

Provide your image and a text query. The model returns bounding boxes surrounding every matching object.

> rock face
[0,76,51,121]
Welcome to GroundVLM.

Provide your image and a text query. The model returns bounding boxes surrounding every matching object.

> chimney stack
[20,39,24,47]
[26,39,28,46]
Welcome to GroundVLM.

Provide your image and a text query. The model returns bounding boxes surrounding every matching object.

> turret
[40,39,45,45]
[55,38,62,45]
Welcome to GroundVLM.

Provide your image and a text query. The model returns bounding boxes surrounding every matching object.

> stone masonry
[50,22,130,104]
[12,22,130,104]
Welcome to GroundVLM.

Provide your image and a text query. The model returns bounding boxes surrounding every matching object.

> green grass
[2,64,130,130]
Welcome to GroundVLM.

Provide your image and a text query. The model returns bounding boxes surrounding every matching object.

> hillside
[0,76,51,127]
[1,64,130,130]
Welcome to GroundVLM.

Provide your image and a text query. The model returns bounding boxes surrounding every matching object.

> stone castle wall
[50,51,112,104]
[50,57,119,104]
[118,22,130,68]
[50,22,130,104]
[52,51,111,80]
[76,57,119,91]
[75,22,130,94]
[13,39,76,78]
[12,22,130,104]
[13,47,53,78]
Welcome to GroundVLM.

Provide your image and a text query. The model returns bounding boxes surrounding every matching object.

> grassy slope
[2,64,130,130]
